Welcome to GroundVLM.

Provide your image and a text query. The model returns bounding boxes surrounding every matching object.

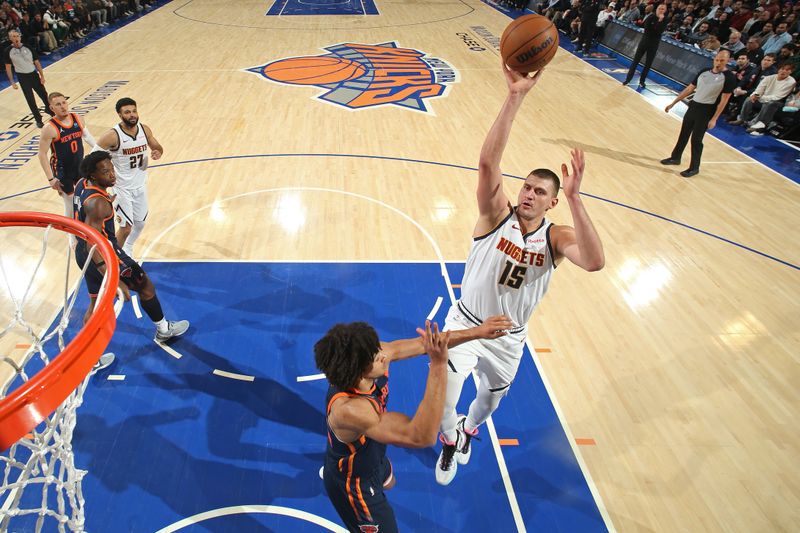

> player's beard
[123,117,138,128]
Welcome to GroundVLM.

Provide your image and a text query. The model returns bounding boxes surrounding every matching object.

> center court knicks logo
[247,42,458,113]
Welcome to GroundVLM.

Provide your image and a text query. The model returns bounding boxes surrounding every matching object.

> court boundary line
[154,504,348,533]
[174,0,474,30]
[4,153,796,270]
[524,338,615,531]
[138,187,530,531]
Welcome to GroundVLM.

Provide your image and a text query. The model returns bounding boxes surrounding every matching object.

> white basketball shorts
[113,185,148,227]
[442,303,527,391]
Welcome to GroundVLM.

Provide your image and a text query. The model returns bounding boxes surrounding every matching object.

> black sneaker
[435,433,459,485]
[680,168,699,178]
[660,158,681,165]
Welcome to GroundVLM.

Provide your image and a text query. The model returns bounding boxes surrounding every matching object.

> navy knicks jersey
[49,113,84,175]
[325,374,389,479]
[73,178,118,249]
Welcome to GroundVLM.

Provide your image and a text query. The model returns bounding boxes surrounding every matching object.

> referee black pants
[670,101,716,172]
[17,71,52,123]
[625,38,660,85]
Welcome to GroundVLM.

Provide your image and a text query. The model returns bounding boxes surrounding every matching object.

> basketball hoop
[0,211,119,532]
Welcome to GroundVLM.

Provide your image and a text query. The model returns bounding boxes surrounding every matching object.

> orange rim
[0,211,118,451]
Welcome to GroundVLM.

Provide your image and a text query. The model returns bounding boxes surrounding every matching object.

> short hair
[527,168,561,196]
[777,62,793,70]
[80,150,111,179]
[764,52,778,59]
[47,92,65,103]
[115,97,137,113]
[314,322,380,391]
[7,29,20,37]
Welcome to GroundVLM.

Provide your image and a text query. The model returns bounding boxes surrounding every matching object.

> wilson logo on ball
[516,36,554,63]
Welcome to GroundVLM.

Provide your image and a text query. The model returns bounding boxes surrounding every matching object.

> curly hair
[314,322,380,391]
[80,150,111,179]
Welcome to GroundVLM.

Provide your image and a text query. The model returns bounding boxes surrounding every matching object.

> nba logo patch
[247,42,458,113]
[358,525,379,532]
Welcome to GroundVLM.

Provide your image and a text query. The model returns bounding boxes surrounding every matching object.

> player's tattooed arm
[383,315,512,362]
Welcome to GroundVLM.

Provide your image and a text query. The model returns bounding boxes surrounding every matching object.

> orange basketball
[263,56,367,85]
[500,14,559,73]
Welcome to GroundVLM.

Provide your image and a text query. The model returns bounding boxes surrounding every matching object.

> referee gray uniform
[664,66,736,176]
[3,40,52,127]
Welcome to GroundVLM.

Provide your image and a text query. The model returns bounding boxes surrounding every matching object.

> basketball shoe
[155,320,190,342]
[455,415,479,465]
[435,432,461,485]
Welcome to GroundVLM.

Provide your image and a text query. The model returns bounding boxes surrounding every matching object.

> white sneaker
[155,320,190,342]
[92,352,115,372]
[435,433,460,485]
[455,415,479,465]
[747,121,766,131]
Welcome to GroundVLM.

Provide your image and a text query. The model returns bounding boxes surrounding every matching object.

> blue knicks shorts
[75,242,144,297]
[323,456,397,533]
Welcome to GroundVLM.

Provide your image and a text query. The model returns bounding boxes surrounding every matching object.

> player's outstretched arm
[476,61,544,230]
[384,315,512,362]
[337,322,450,448]
[551,149,605,272]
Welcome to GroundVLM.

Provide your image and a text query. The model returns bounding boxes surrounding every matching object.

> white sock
[440,371,466,443]
[155,318,168,332]
[62,193,74,218]
[122,220,145,257]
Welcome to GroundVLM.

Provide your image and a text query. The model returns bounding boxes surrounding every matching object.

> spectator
[686,20,711,44]
[731,63,796,131]
[745,35,765,63]
[767,86,800,139]
[751,21,774,45]
[729,0,752,31]
[724,51,758,117]
[675,15,695,41]
[761,21,792,54]
[87,0,108,27]
[722,29,746,53]
[702,34,722,51]
[31,12,56,52]
[622,0,642,22]
[744,8,771,36]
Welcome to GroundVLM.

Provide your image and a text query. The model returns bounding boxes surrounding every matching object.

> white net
[0,221,116,533]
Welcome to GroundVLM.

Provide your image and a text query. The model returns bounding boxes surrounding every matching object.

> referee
[661,49,735,178]
[3,29,53,128]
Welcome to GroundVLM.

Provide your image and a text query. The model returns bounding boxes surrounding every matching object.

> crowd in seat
[0,0,157,55]
[536,0,799,139]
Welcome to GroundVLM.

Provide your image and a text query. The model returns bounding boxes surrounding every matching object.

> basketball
[500,14,559,73]
[263,56,367,85]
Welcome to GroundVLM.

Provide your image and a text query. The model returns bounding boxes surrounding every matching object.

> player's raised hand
[560,148,585,199]
[419,320,450,365]
[503,56,544,95]
[476,315,512,339]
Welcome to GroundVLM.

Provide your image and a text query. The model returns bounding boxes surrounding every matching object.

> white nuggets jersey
[109,123,148,189]
[458,208,555,333]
